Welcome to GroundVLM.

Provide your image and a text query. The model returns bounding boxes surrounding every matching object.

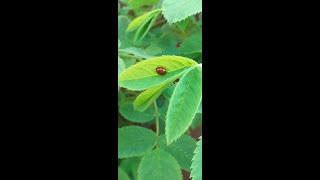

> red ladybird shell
[156,67,166,75]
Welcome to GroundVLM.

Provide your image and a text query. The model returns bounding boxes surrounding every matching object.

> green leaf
[180,32,202,55]
[154,33,180,55]
[119,55,197,91]
[118,91,126,107]
[118,15,131,48]
[175,17,192,32]
[162,84,175,99]
[122,57,136,68]
[119,47,154,59]
[145,43,162,55]
[118,167,130,180]
[166,66,202,144]
[129,0,159,9]
[119,101,155,123]
[126,9,161,42]
[133,81,171,112]
[138,149,182,180]
[157,95,170,121]
[191,137,202,180]
[127,9,161,32]
[197,101,202,113]
[133,10,161,42]
[190,113,202,129]
[162,0,202,24]
[120,157,141,180]
[158,134,196,171]
[118,126,157,158]
[118,56,126,75]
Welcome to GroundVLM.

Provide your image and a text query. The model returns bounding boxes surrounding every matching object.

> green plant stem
[153,101,160,136]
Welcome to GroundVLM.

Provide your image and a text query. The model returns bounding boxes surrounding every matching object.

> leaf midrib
[120,67,189,81]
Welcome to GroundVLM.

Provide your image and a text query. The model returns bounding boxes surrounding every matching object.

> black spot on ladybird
[156,67,166,75]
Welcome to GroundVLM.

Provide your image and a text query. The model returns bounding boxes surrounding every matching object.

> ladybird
[156,67,166,75]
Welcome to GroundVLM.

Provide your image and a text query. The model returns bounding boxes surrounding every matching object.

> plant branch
[153,101,160,136]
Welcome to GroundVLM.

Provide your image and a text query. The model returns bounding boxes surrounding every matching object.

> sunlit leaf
[119,55,197,91]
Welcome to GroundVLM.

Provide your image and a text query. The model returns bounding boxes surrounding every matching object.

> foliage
[191,137,202,180]
[118,0,202,179]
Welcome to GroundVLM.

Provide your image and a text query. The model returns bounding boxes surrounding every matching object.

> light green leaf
[127,9,161,32]
[162,0,202,24]
[133,81,171,112]
[118,126,157,158]
[133,10,161,42]
[138,149,182,180]
[119,55,197,91]
[158,134,196,171]
[118,167,130,180]
[191,137,202,180]
[119,101,155,123]
[166,66,202,144]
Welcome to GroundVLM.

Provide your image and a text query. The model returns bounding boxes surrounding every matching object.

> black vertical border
[0,1,119,179]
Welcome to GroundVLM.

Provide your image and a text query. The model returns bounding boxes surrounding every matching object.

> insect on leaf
[119,55,197,91]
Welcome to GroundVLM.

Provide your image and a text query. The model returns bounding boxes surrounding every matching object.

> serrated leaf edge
[161,1,202,24]
[190,136,202,179]
[165,66,201,145]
